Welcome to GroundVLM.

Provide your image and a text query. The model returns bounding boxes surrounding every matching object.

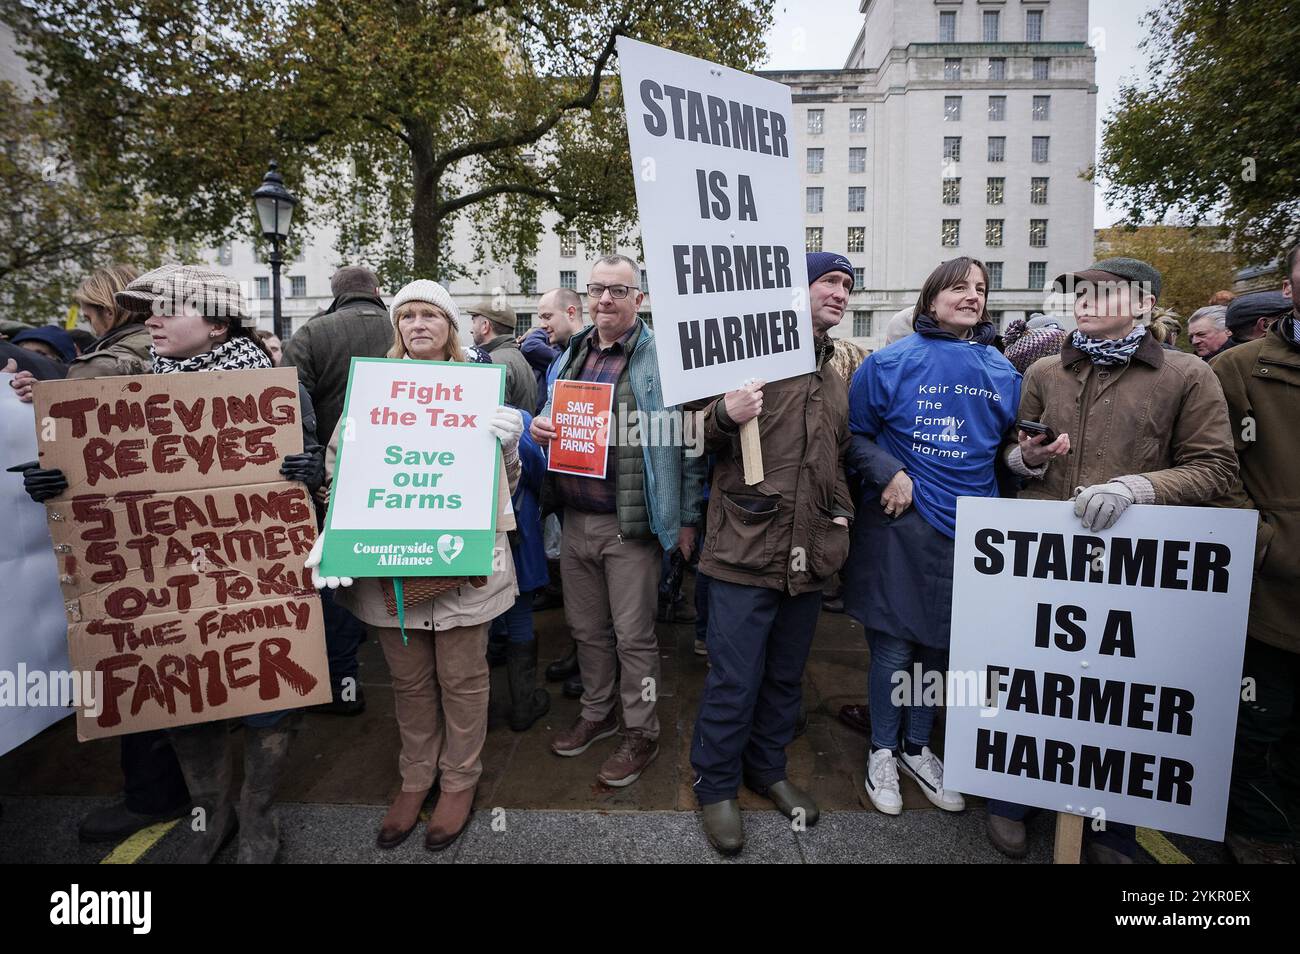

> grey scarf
[1070,324,1148,367]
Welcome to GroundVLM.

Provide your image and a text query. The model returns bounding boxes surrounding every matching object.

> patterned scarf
[152,334,273,374]
[1070,324,1147,367]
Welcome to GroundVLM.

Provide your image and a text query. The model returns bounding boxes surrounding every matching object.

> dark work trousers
[691,578,821,805]
[986,800,1137,857]
[319,584,364,695]
[122,730,189,815]
[1228,637,1300,842]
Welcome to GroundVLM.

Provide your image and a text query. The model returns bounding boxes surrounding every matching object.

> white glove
[1073,482,1136,532]
[488,405,523,454]
[304,532,353,589]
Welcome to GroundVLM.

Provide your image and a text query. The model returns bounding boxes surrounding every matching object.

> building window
[216,242,233,266]
[1032,95,1051,121]
[942,219,960,248]
[944,57,962,80]
[515,313,533,336]
[988,58,1006,81]
[987,136,1006,163]
[640,269,648,289]
[942,177,961,205]
[986,177,1005,205]
[987,261,1004,290]
[289,275,306,297]
[1028,261,1048,289]
[806,187,824,214]
[1026,9,1044,42]
[807,148,824,174]
[638,311,653,327]
[848,186,866,212]
[988,310,1005,329]
[847,227,866,253]
[1033,57,1050,81]
[853,267,866,289]
[939,10,957,43]
[849,108,867,133]
[807,108,824,135]
[988,95,1006,121]
[985,219,1004,247]
[806,227,823,253]
[521,272,537,295]
[254,276,270,299]
[853,311,873,337]
[1030,177,1049,204]
[944,96,962,121]
[559,270,576,290]
[1029,219,1048,247]
[848,147,867,173]
[943,136,962,162]
[1032,136,1050,163]
[560,231,577,257]
[982,10,1000,42]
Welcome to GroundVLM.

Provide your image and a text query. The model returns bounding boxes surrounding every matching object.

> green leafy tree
[1097,0,1300,271]
[3,0,774,290]
[0,81,170,324]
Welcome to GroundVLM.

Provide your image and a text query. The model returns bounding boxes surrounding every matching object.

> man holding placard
[689,252,855,855]
[531,255,704,788]
[986,256,1239,862]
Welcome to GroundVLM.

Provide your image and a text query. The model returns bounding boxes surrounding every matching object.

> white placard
[945,498,1256,841]
[617,37,815,407]
[0,378,72,756]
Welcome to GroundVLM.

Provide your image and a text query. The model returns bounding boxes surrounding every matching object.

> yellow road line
[100,819,179,865]
[1137,827,1193,864]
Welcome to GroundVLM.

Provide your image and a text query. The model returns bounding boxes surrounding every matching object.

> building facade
[202,1,1100,347]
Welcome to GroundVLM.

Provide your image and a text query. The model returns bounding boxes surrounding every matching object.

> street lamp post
[251,161,299,342]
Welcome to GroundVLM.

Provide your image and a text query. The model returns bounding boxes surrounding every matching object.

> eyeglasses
[586,283,639,300]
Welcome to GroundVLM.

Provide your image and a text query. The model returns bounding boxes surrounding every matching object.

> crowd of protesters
[4,242,1298,865]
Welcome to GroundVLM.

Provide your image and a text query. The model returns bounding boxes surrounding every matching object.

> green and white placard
[320,357,505,577]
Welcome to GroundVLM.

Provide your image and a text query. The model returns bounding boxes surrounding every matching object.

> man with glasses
[531,255,705,787]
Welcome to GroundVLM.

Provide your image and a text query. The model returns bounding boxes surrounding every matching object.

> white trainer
[865,748,903,815]
[899,746,965,812]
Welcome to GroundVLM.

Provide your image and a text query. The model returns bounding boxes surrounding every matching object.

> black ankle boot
[506,642,551,731]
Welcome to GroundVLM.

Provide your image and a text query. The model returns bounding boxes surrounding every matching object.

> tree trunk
[407,119,441,280]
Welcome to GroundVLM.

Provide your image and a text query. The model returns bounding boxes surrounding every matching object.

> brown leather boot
[425,786,475,852]
[377,787,431,850]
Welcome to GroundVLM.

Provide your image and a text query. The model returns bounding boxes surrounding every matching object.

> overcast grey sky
[761,0,1162,227]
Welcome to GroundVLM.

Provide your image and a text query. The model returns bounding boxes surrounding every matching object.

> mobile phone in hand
[1016,420,1058,443]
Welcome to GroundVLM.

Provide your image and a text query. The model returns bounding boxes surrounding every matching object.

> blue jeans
[867,629,947,752]
[319,584,364,693]
[492,589,537,644]
[694,571,712,643]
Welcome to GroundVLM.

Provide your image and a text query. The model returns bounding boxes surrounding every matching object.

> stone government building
[216,0,1098,348]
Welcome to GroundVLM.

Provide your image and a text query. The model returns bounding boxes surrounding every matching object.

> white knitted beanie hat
[389,279,460,329]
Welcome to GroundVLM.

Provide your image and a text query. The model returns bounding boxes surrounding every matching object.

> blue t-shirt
[849,333,1020,538]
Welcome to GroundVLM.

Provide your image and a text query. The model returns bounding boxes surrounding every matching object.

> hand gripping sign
[617,37,815,482]
[319,357,506,578]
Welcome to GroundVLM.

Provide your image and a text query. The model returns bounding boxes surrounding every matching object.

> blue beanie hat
[12,326,77,363]
[806,252,855,289]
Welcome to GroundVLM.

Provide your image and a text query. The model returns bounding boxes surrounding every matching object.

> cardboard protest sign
[945,498,1256,840]
[547,380,614,479]
[31,368,332,740]
[319,357,505,578]
[616,37,815,408]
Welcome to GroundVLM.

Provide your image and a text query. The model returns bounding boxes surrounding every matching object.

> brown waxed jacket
[698,335,854,595]
[65,321,153,380]
[1016,329,1237,506]
[1209,322,1300,653]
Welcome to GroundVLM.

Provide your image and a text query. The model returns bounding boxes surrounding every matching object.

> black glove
[7,461,68,502]
[280,451,324,494]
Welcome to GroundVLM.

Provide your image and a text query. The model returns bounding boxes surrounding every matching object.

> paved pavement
[0,575,1229,864]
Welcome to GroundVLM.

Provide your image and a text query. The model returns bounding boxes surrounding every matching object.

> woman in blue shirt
[844,257,1020,818]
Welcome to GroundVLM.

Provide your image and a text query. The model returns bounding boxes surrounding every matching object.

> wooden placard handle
[740,418,763,485]
[1053,812,1084,864]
